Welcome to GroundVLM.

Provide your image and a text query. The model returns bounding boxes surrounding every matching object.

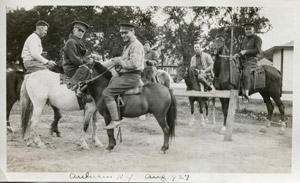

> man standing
[190,41,215,91]
[21,20,57,73]
[63,21,90,78]
[103,23,144,129]
[234,22,262,103]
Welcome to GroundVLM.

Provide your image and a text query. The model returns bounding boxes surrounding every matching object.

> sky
[259,6,295,50]
[6,4,296,51]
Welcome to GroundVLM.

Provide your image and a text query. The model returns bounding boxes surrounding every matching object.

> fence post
[224,89,238,141]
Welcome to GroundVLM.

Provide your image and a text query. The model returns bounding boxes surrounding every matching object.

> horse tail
[20,76,33,138]
[167,89,177,140]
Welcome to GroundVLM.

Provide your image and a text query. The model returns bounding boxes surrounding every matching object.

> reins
[80,64,115,86]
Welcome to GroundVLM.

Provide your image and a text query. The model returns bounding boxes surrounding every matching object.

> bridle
[77,62,115,91]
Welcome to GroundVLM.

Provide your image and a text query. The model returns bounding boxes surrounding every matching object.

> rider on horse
[233,22,262,103]
[21,20,57,73]
[103,22,144,129]
[63,21,93,102]
[190,41,215,91]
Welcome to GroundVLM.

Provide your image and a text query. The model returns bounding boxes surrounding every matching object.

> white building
[264,41,293,93]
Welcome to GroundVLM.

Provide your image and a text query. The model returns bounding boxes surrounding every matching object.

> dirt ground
[6,97,292,173]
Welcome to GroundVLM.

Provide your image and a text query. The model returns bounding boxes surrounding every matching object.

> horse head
[67,63,94,91]
[210,37,226,57]
[142,66,156,83]
[173,64,189,83]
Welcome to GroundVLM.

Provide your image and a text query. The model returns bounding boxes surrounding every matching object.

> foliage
[159,7,272,66]
[6,6,158,64]
[7,6,271,67]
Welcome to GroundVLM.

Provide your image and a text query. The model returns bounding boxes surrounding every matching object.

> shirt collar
[34,31,42,39]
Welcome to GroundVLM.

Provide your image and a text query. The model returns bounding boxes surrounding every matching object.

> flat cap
[72,21,89,31]
[36,20,49,27]
[242,22,255,27]
[120,22,136,32]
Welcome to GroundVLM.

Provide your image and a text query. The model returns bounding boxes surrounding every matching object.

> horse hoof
[81,144,90,150]
[200,123,206,128]
[7,127,13,133]
[219,129,225,134]
[56,132,62,137]
[278,130,285,135]
[26,140,34,147]
[106,146,114,151]
[259,127,267,133]
[94,141,104,148]
[38,144,47,149]
[139,115,146,120]
[161,146,169,154]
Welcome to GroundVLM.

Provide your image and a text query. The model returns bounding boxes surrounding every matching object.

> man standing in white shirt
[21,20,56,73]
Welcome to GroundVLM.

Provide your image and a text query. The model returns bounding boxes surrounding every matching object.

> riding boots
[104,96,121,129]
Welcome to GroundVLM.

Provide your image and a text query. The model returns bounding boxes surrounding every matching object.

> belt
[119,70,142,76]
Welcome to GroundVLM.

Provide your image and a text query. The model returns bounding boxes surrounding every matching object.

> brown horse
[67,61,177,153]
[173,64,216,127]
[211,37,286,134]
[142,66,172,88]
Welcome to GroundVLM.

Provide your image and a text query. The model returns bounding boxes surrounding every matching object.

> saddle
[249,66,266,94]
[116,79,144,120]
[116,79,144,107]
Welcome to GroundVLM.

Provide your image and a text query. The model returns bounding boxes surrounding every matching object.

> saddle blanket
[251,66,265,89]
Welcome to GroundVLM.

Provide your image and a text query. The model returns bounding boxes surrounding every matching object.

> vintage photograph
[1,0,299,182]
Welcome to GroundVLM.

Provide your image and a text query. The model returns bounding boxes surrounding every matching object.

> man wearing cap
[21,20,57,73]
[102,22,144,129]
[234,22,262,103]
[190,41,215,91]
[63,20,94,102]
[63,21,90,78]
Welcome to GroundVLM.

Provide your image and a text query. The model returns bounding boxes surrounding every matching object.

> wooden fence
[173,89,239,141]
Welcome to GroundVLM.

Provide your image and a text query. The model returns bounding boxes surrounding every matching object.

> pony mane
[94,62,112,80]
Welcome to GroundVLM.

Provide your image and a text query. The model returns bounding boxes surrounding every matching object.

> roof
[265,40,294,53]
[263,40,293,61]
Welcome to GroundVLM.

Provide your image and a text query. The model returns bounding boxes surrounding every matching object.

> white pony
[20,70,103,149]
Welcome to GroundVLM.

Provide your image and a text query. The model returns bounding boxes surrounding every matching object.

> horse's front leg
[91,112,104,147]
[189,98,195,127]
[219,98,229,134]
[77,104,94,149]
[211,98,216,125]
[259,95,273,133]
[199,101,206,128]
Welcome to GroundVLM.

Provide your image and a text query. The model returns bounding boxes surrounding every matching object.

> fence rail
[157,66,177,76]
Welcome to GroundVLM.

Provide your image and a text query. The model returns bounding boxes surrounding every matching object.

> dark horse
[173,64,216,127]
[6,65,62,136]
[68,62,177,153]
[211,37,286,134]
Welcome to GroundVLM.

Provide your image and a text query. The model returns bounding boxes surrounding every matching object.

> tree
[6,6,158,65]
[159,7,272,66]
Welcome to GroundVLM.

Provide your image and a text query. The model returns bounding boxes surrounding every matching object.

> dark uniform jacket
[63,34,87,77]
[240,34,262,68]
